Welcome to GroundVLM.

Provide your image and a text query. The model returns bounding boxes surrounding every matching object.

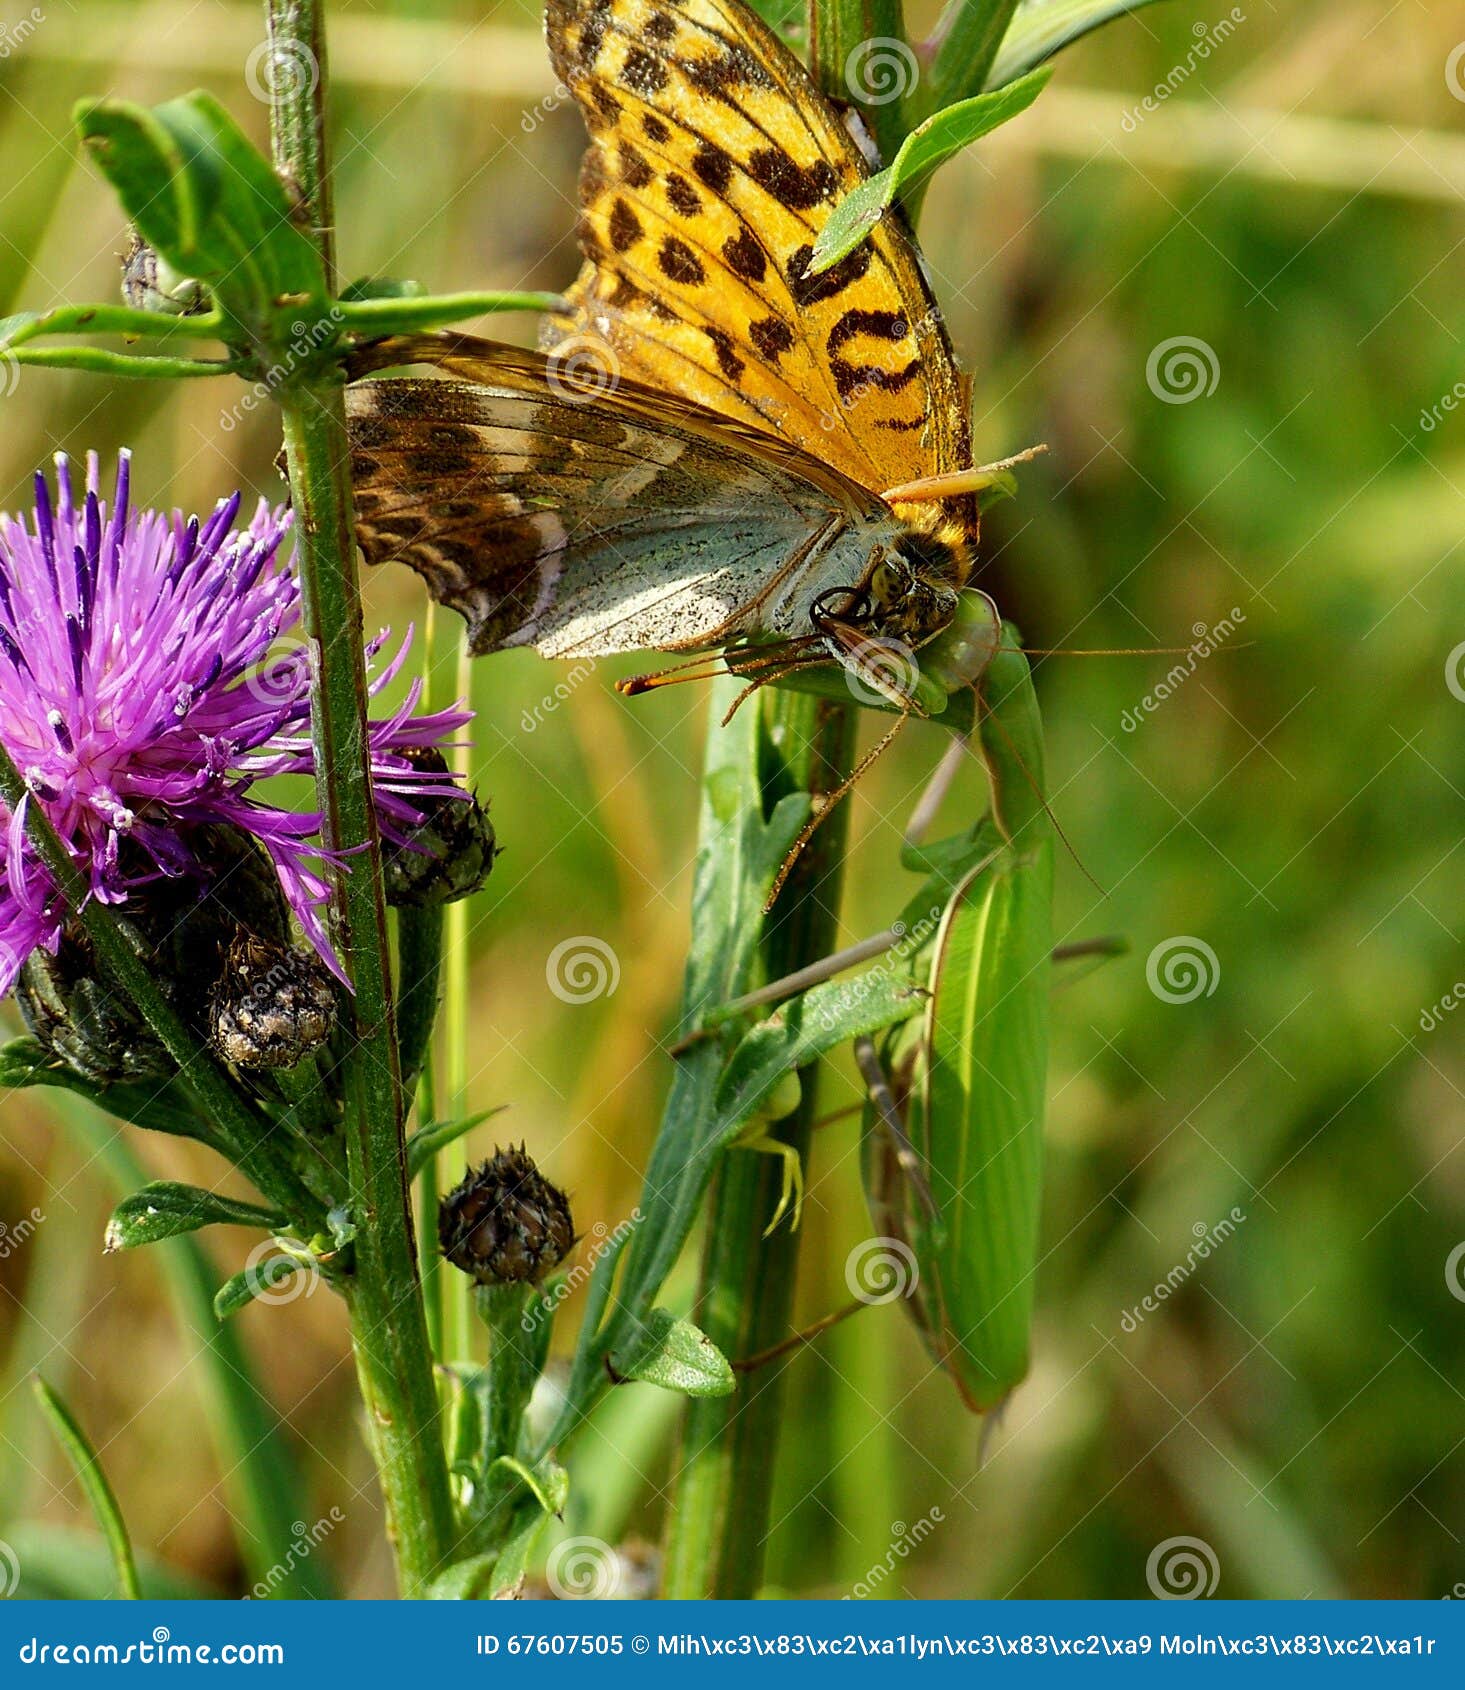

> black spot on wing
[665,174,702,216]
[749,315,795,360]
[722,228,766,282]
[787,242,872,307]
[659,236,705,285]
[609,199,643,252]
[746,149,837,211]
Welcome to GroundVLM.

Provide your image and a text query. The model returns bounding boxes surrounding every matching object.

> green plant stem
[662,694,855,1598]
[266,0,453,1593]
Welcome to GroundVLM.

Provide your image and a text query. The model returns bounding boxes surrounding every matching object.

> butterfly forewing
[544,0,978,546]
[346,335,888,658]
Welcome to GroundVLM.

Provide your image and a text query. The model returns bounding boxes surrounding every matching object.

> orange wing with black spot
[544,0,978,547]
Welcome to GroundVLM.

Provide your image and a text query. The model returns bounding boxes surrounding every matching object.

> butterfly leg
[734,1125,805,1236]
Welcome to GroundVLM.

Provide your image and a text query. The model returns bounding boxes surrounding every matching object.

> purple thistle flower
[0,452,470,992]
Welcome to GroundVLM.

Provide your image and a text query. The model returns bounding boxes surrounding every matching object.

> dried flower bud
[439,1146,574,1286]
[120,230,210,317]
[209,935,337,1070]
[382,749,497,908]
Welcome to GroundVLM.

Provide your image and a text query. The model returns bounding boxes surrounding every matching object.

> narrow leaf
[32,1377,141,1600]
[406,1106,506,1182]
[613,1309,736,1397]
[104,1183,286,1254]
[0,1038,217,1146]
[988,0,1172,90]
[810,67,1051,273]
[213,1251,312,1321]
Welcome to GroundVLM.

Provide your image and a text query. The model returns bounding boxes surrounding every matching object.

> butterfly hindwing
[544,0,978,545]
[346,335,885,658]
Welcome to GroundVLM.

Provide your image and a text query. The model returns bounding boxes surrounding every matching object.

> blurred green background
[1,0,1462,1599]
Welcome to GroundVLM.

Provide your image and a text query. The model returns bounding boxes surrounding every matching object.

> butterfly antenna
[764,713,909,912]
[720,653,834,726]
[972,683,1103,895]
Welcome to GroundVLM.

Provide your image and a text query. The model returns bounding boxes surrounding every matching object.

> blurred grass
[1,0,1462,1599]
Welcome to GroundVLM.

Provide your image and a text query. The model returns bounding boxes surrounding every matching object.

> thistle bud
[120,230,210,317]
[439,1146,574,1285]
[382,749,497,908]
[208,935,337,1071]
[16,934,171,1086]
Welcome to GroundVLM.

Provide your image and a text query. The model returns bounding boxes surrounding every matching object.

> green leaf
[713,968,926,1124]
[103,1183,286,1253]
[484,1454,571,1520]
[614,1309,736,1398]
[0,1038,216,1146]
[73,92,329,349]
[213,1250,314,1320]
[32,1376,141,1599]
[865,641,1052,1412]
[405,1107,506,1183]
[810,67,1052,273]
[425,1554,499,1600]
[988,0,1172,90]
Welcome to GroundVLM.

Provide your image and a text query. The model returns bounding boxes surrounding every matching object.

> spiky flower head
[0,452,470,992]
[439,1147,575,1286]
